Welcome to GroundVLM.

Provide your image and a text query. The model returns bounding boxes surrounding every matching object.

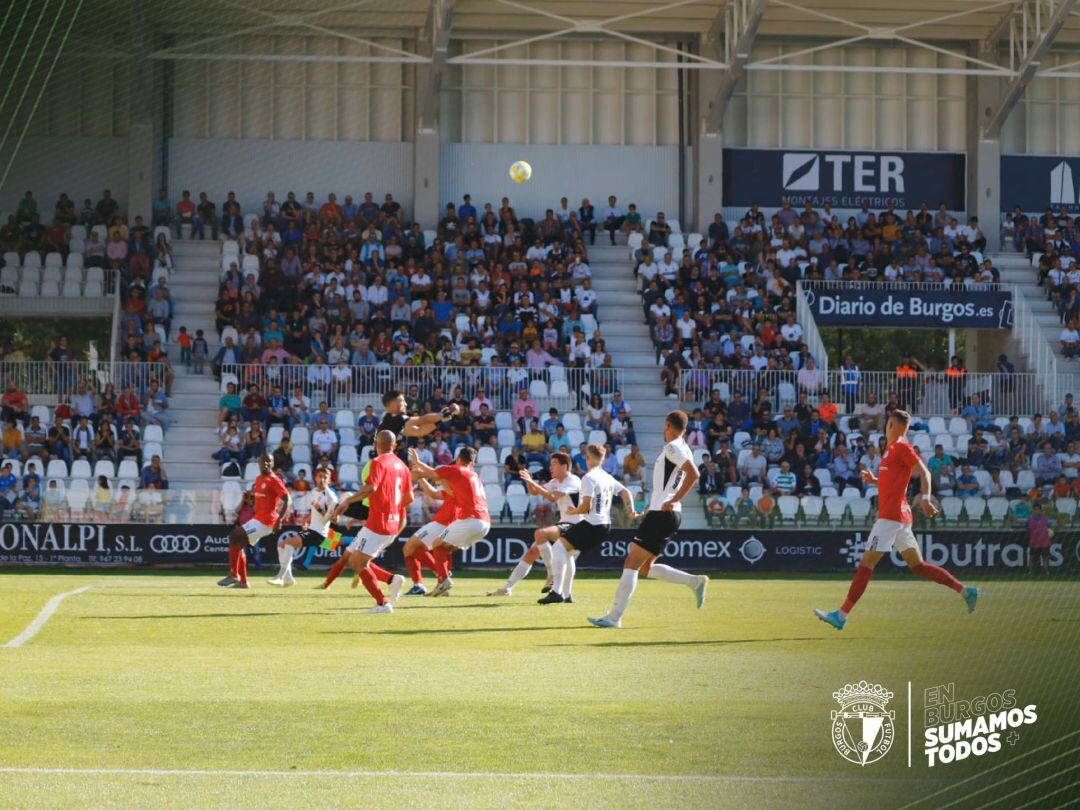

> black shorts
[633,510,682,556]
[561,521,610,552]
[276,526,326,547]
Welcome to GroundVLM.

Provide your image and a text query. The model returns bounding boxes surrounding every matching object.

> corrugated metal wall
[439,143,681,222]
[167,139,414,220]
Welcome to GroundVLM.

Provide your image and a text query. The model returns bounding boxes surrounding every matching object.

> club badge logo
[831,681,895,766]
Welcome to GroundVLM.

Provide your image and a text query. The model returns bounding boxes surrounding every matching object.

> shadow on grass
[542,636,858,648]
[325,625,587,636]
[79,612,333,620]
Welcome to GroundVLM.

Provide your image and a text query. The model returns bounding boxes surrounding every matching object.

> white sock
[538,542,553,573]
[609,569,639,622]
[549,542,569,596]
[278,544,295,580]
[647,563,697,588]
[838,608,849,620]
[505,560,532,589]
[561,550,577,598]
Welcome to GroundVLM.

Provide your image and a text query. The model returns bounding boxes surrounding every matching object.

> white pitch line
[0,767,943,784]
[2,586,91,648]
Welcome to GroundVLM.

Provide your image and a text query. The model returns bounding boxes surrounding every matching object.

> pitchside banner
[722,148,966,210]
[0,523,1075,572]
[803,285,1014,329]
[1001,154,1080,213]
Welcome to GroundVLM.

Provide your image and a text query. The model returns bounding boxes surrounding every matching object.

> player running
[488,451,581,597]
[332,430,412,613]
[540,444,638,605]
[589,411,708,628]
[813,408,980,630]
[399,478,458,596]
[218,452,291,589]
[408,446,491,597]
[267,466,338,587]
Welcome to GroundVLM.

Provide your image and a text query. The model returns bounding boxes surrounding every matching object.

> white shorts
[346,526,395,558]
[242,519,275,545]
[411,520,447,551]
[438,518,491,550]
[866,519,918,554]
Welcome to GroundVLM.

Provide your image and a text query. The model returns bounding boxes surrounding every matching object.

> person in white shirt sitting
[1061,319,1080,359]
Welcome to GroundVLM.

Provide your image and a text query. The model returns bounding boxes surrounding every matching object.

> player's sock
[647,563,697,588]
[228,545,240,579]
[237,547,248,585]
[608,568,639,622]
[506,560,532,589]
[910,562,964,593]
[840,563,874,616]
[359,566,386,604]
[433,546,453,580]
[405,554,423,584]
[415,548,438,577]
[368,562,393,584]
[549,542,569,596]
[324,556,348,586]
[537,541,553,571]
[561,551,577,599]
[277,543,294,579]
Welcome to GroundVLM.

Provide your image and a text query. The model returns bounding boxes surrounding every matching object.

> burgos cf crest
[831,681,895,765]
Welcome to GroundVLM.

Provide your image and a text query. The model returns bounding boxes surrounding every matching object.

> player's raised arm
[661,459,699,511]
[408,448,439,479]
[519,469,560,503]
[403,403,459,437]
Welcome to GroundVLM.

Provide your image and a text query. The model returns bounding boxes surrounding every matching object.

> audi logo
[150,535,201,554]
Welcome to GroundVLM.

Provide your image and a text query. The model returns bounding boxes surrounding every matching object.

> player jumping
[813,408,980,630]
[332,430,411,613]
[268,466,338,587]
[589,411,708,628]
[408,446,491,597]
[540,444,638,605]
[488,451,581,597]
[399,478,458,596]
[218,452,291,589]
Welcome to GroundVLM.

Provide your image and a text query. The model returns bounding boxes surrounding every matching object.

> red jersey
[877,438,919,523]
[432,487,459,525]
[366,452,413,535]
[437,465,490,522]
[253,473,289,525]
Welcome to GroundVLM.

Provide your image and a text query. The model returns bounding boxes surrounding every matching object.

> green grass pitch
[0,568,1077,808]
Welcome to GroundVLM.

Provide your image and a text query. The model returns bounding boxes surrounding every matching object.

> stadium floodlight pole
[706,0,768,132]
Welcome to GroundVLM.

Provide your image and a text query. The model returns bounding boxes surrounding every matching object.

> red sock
[359,566,386,604]
[325,556,347,586]
[368,562,393,584]
[237,547,248,585]
[405,555,423,584]
[228,545,240,579]
[842,564,874,613]
[433,546,452,580]
[910,562,964,593]
[415,548,437,576]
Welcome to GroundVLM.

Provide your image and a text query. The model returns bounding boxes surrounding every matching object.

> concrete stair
[590,244,706,528]
[161,238,227,489]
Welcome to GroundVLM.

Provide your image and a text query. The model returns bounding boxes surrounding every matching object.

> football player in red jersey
[399,478,458,596]
[218,452,291,589]
[814,409,979,629]
[333,430,412,613]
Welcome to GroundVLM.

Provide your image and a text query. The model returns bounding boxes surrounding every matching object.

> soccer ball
[508,160,532,184]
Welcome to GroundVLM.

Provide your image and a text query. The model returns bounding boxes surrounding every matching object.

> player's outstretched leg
[402,535,438,596]
[645,561,709,608]
[349,552,393,613]
[493,526,559,596]
[589,542,653,627]
[901,548,979,613]
[814,553,881,630]
[318,551,350,589]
